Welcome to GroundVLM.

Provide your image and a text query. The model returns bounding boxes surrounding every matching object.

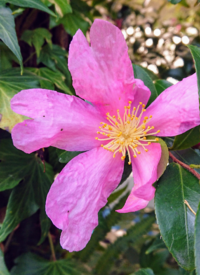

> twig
[184,200,196,216]
[48,232,56,261]
[4,230,15,253]
[169,152,200,180]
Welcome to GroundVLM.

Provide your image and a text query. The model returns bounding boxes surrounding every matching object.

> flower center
[95,101,160,165]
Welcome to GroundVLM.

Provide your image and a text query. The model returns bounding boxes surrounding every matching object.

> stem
[48,232,56,261]
[190,164,200,169]
[4,231,15,253]
[169,151,200,180]
[23,51,36,65]
[184,200,196,216]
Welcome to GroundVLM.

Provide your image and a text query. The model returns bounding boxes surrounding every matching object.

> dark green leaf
[146,235,166,254]
[58,10,90,36]
[157,138,169,179]
[11,252,84,275]
[0,7,23,73]
[154,80,172,95]
[155,163,200,270]
[188,45,200,96]
[29,67,73,95]
[57,149,83,163]
[133,64,158,106]
[133,268,155,275]
[0,42,19,72]
[170,126,200,150]
[0,248,10,275]
[0,0,56,16]
[21,28,52,57]
[0,140,54,242]
[195,201,200,275]
[0,68,40,131]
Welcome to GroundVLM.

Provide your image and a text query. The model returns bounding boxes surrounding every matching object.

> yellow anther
[113,155,116,158]
[128,114,131,117]
[137,151,141,154]
[127,120,130,124]
[147,126,150,129]
[106,112,109,115]
[119,149,122,153]
[113,115,116,118]
[143,137,146,140]
[157,130,160,133]
[121,156,125,160]
[97,131,100,134]
[124,106,126,109]
[143,120,147,123]
[139,102,142,105]
[145,149,148,152]
[143,109,146,112]
[95,137,98,140]
[144,116,148,120]
[101,144,104,147]
[128,161,131,165]
[109,126,112,130]
[133,107,136,110]
[142,125,146,130]
[134,155,137,158]
[127,106,130,109]
[129,101,132,104]
[142,104,145,108]
[155,138,159,141]
[149,115,152,118]
[151,126,154,129]
[144,132,147,135]
[148,142,151,145]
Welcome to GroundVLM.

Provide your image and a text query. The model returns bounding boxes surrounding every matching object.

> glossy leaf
[170,126,200,150]
[0,248,10,275]
[0,7,23,73]
[195,201,200,275]
[0,0,56,16]
[133,64,158,106]
[154,80,172,95]
[0,69,40,132]
[58,10,90,36]
[133,268,155,275]
[0,42,19,72]
[188,45,200,95]
[49,0,72,17]
[155,163,200,270]
[21,28,52,57]
[0,140,54,242]
[11,252,84,275]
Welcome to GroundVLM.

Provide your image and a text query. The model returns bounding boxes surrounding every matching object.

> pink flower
[11,19,199,252]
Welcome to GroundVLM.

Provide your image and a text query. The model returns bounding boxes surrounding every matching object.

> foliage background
[1,0,200,274]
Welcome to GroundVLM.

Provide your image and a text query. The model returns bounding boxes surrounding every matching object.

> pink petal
[117,187,149,213]
[68,19,136,117]
[45,147,124,252]
[145,73,200,136]
[117,143,161,213]
[131,143,161,201]
[132,78,151,108]
[11,89,105,154]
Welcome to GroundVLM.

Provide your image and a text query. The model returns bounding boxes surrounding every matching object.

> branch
[48,232,56,261]
[169,151,200,180]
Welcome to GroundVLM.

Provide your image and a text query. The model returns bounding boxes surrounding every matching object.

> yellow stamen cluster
[95,101,160,165]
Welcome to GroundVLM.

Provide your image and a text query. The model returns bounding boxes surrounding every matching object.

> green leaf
[0,140,54,242]
[157,138,169,179]
[155,163,200,270]
[57,149,83,163]
[11,252,85,275]
[195,201,200,275]
[0,248,10,275]
[146,235,166,254]
[58,10,90,36]
[21,28,52,57]
[0,7,23,73]
[0,68,40,132]
[107,185,128,204]
[49,0,72,17]
[168,0,182,3]
[170,126,200,150]
[133,64,158,106]
[30,67,73,95]
[38,44,74,94]
[188,45,200,96]
[0,0,56,16]
[0,42,19,72]
[94,216,155,275]
[154,80,172,95]
[133,268,155,275]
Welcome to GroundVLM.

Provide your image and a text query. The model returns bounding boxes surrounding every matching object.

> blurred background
[0,0,200,274]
